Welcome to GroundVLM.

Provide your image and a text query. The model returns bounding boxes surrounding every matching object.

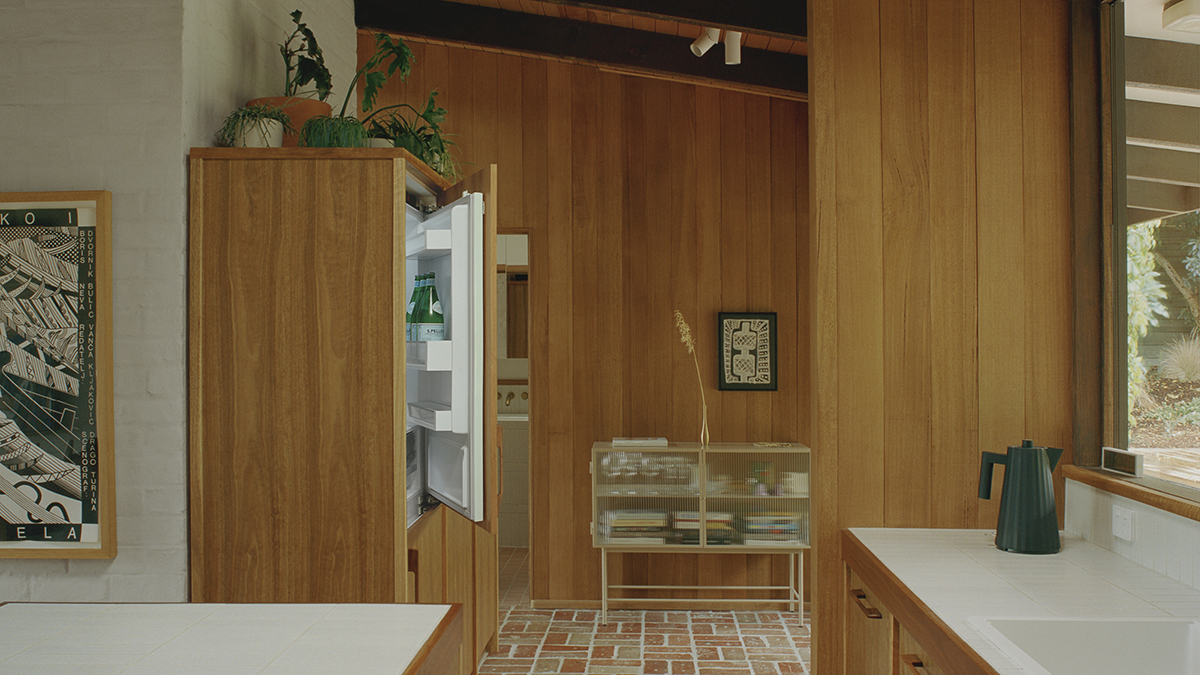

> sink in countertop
[969,616,1200,675]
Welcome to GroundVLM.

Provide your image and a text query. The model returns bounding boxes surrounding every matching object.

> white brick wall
[0,0,354,601]
[183,0,358,149]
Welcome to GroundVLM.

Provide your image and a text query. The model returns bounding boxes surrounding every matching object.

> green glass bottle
[406,274,423,341]
[418,272,445,341]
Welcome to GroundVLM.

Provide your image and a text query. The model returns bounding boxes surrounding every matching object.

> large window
[1122,0,1200,495]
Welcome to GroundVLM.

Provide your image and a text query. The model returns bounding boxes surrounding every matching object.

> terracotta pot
[245,97,333,147]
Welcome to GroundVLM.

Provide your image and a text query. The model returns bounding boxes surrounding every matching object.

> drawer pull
[900,654,925,672]
[849,588,883,619]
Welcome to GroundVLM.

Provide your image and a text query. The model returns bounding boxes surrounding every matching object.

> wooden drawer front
[898,625,949,675]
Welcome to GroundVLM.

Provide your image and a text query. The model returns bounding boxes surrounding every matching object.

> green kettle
[978,440,1063,555]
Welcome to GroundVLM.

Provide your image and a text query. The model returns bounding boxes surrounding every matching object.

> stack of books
[672,511,736,545]
[599,509,668,543]
[740,512,801,545]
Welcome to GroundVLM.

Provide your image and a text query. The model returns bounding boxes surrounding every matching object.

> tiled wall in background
[499,383,529,548]
[1066,478,1200,591]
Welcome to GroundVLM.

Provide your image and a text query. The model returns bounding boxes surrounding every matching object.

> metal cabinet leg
[601,549,609,625]
[797,552,804,624]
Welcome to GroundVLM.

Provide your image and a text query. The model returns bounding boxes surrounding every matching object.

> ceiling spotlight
[1165,0,1200,32]
[691,27,721,57]
[724,31,742,65]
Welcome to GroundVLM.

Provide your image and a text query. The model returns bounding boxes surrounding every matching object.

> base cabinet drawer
[897,626,948,675]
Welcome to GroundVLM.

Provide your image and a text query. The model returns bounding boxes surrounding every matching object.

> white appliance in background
[405,193,486,522]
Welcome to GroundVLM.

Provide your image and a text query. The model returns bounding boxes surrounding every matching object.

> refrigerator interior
[405,193,485,522]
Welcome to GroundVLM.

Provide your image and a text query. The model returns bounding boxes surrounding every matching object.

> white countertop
[0,602,453,675]
[850,528,1200,674]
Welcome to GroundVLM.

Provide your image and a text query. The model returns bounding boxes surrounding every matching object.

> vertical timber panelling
[928,0,981,529]
[809,0,1073,672]
[544,60,576,601]
[974,0,1027,532]
[881,0,933,529]
[834,0,886,535]
[1021,0,1074,518]
[374,38,811,605]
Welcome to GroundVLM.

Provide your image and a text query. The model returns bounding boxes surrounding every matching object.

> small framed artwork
[718,312,777,391]
[0,192,115,559]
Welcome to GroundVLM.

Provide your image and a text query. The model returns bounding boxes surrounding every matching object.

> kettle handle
[978,451,1007,500]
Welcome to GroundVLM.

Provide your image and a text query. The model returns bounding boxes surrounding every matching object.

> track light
[691,27,721,57]
[724,31,742,65]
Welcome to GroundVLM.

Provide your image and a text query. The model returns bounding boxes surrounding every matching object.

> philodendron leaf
[361,71,389,112]
[374,33,413,80]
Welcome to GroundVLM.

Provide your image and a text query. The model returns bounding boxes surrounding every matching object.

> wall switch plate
[1113,504,1135,542]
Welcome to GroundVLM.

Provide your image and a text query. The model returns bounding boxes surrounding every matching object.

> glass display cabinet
[591,441,811,622]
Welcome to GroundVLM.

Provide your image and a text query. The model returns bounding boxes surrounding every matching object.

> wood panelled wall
[363,34,810,604]
[809,0,1073,673]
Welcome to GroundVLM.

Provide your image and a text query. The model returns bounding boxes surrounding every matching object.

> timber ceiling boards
[354,0,808,100]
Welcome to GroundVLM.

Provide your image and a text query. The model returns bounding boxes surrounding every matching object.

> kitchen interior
[4,1,1200,675]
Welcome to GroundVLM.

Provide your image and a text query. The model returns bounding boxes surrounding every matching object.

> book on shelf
[611,437,669,447]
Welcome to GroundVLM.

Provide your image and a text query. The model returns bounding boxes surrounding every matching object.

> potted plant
[215,103,291,147]
[366,91,462,179]
[246,10,333,146]
[298,32,413,148]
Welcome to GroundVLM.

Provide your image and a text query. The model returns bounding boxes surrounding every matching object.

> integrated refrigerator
[404,191,487,526]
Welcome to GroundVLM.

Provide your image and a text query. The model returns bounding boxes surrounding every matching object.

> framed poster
[0,192,115,558]
[718,312,778,391]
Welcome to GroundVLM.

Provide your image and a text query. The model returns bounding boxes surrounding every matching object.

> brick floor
[483,549,811,675]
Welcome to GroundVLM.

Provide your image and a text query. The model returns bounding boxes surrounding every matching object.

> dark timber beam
[537,0,806,42]
[355,0,808,100]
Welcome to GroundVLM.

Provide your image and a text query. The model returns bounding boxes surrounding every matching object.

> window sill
[1064,464,1200,524]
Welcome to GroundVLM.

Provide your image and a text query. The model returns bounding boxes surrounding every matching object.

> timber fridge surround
[188,147,499,607]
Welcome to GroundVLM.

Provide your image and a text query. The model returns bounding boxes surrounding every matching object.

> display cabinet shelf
[591,441,810,623]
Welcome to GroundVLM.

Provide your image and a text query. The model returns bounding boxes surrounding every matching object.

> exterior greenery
[1128,218,1169,424]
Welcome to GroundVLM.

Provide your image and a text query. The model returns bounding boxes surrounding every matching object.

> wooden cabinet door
[188,150,404,603]
[407,507,446,604]
[845,569,892,675]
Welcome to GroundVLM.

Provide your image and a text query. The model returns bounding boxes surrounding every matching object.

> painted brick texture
[0,0,354,601]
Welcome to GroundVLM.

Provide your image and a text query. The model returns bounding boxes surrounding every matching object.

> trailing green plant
[1128,218,1170,424]
[215,104,291,147]
[298,32,414,148]
[366,91,462,179]
[1161,335,1200,382]
[280,9,332,101]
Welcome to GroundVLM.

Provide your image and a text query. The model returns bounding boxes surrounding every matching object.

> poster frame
[0,191,115,559]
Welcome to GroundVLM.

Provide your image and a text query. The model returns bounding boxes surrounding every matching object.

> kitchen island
[844,528,1200,674]
[0,601,461,674]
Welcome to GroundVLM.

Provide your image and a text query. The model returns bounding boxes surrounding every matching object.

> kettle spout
[1047,446,1064,471]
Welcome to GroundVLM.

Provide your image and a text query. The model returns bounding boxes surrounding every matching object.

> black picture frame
[718,312,777,391]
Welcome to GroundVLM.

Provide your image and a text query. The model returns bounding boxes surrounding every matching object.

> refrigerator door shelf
[406,228,452,259]
[408,402,452,431]
[407,340,453,371]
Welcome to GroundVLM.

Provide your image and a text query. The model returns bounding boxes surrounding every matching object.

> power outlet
[1113,504,1135,542]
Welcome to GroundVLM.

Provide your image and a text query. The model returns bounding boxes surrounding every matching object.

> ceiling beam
[535,0,806,42]
[355,0,808,100]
